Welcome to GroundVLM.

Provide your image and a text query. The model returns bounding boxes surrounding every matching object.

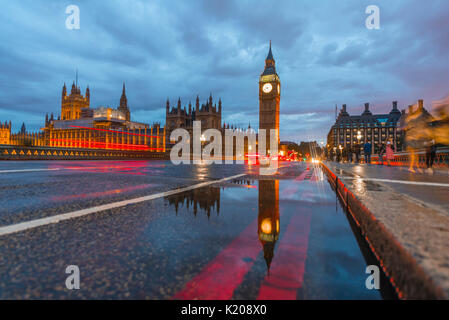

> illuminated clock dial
[262,83,273,93]
[277,84,280,94]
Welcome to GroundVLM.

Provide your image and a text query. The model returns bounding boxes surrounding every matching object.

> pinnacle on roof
[266,40,274,61]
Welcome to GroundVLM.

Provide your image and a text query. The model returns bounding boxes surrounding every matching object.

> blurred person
[425,139,437,173]
[431,95,449,146]
[336,148,341,163]
[347,146,353,163]
[363,141,372,165]
[386,140,394,166]
[342,147,347,163]
[404,102,432,172]
[378,143,385,165]
[354,144,361,163]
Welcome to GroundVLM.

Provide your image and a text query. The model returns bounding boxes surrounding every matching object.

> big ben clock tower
[259,41,280,155]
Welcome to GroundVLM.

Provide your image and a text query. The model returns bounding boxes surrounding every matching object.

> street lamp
[355,131,362,164]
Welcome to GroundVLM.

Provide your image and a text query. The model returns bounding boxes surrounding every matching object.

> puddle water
[163,167,396,300]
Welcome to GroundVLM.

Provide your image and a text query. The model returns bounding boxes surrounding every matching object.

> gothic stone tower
[61,81,90,120]
[118,82,131,121]
[259,41,280,154]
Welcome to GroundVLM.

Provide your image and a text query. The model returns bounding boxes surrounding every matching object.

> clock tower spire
[259,41,280,155]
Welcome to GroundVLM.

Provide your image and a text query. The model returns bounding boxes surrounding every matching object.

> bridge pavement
[323,161,449,299]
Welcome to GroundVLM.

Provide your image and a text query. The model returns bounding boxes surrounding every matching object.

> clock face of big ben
[277,84,280,94]
[262,83,273,93]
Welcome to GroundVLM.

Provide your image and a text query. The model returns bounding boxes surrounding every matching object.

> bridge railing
[0,144,169,160]
[371,147,449,168]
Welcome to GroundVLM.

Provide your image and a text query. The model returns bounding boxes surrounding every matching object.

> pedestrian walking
[347,147,353,163]
[386,140,394,166]
[363,141,372,165]
[354,144,361,164]
[378,143,386,165]
[425,139,437,173]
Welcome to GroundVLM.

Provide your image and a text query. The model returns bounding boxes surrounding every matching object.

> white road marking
[339,176,449,187]
[0,173,246,237]
[0,168,61,174]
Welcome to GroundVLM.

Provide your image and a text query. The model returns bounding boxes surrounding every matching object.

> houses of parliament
[1,42,281,157]
[1,80,166,152]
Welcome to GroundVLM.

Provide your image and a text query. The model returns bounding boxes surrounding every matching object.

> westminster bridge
[0,154,448,300]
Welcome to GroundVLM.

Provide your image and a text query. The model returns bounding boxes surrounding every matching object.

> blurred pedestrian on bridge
[425,139,437,174]
[347,147,353,163]
[336,147,342,163]
[386,140,394,166]
[363,141,372,165]
[403,101,433,172]
[378,143,385,165]
[353,144,361,164]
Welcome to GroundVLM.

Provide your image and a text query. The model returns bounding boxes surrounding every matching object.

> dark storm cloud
[0,0,449,141]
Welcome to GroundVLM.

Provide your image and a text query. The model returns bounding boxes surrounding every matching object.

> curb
[321,162,448,300]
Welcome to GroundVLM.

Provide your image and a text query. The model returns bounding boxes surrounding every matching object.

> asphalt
[0,160,387,299]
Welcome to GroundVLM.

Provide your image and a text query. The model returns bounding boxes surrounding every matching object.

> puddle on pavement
[164,168,396,300]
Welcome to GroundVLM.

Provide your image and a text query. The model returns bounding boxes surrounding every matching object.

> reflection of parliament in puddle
[165,178,280,273]
[165,186,221,217]
[164,179,255,218]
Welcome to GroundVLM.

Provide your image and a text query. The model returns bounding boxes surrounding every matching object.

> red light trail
[68,125,159,138]
[49,138,164,151]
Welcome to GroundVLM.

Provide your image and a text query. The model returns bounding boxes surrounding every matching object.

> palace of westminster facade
[0,81,165,152]
[0,43,281,155]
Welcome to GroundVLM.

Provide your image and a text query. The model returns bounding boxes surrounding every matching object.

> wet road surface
[0,160,386,299]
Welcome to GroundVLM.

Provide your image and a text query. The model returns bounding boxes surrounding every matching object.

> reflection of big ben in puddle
[258,179,279,273]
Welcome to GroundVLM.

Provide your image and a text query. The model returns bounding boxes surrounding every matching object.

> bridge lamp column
[357,131,362,146]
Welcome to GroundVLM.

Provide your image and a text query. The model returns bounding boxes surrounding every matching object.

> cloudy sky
[1,0,448,143]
